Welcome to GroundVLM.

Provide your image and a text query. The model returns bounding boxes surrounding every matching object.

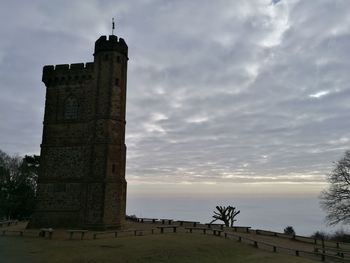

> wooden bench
[212,229,223,236]
[138,218,158,223]
[0,221,10,228]
[185,227,208,234]
[121,229,145,236]
[178,220,200,227]
[1,230,24,236]
[232,226,251,233]
[255,229,278,236]
[93,231,118,239]
[160,219,173,225]
[67,229,88,240]
[128,229,147,236]
[39,228,54,239]
[0,220,18,228]
[93,229,155,239]
[157,225,178,234]
[205,223,224,230]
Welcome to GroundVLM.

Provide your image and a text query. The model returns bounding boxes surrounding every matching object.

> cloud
[0,0,349,190]
[309,90,330,98]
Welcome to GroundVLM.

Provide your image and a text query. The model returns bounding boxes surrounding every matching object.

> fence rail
[224,232,350,263]
[254,229,350,250]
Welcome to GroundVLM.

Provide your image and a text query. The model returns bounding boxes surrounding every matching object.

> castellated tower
[28,35,128,229]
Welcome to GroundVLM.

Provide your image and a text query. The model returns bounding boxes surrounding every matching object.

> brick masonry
[28,35,128,229]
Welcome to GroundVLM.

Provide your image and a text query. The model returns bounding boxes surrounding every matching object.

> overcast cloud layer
[1,0,349,192]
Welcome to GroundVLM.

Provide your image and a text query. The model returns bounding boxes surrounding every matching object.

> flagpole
[112,18,115,35]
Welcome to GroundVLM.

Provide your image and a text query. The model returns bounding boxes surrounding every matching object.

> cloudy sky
[1,0,350,196]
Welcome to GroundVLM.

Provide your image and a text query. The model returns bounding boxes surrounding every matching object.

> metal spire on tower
[112,18,115,35]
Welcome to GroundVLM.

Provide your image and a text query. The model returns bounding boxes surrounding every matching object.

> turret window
[115,78,119,86]
[64,96,79,120]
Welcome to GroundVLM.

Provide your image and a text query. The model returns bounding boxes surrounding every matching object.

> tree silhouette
[284,226,295,235]
[320,150,350,225]
[0,150,39,219]
[210,205,240,227]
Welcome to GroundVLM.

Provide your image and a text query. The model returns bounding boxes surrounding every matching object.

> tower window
[104,54,109,61]
[64,96,78,120]
[112,164,116,173]
[116,56,121,63]
[115,78,119,86]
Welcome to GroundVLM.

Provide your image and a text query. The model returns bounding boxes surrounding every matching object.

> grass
[0,233,317,263]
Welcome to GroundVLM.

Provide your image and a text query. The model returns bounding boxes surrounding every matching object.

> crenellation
[44,62,94,74]
[70,63,85,70]
[55,64,70,70]
[43,62,95,86]
[85,62,94,69]
[119,38,126,45]
[43,65,54,72]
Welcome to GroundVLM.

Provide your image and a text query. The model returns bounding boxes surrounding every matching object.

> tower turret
[94,35,128,57]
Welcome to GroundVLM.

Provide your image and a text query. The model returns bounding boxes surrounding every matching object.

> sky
[0,0,350,198]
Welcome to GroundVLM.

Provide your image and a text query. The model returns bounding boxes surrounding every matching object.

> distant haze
[127,192,350,236]
[1,1,350,199]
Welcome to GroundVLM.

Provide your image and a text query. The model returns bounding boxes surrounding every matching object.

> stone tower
[28,35,128,229]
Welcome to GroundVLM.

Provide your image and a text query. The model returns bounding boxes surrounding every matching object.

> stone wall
[28,35,128,229]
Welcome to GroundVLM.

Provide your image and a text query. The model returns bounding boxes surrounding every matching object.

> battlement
[94,35,128,57]
[42,62,94,86]
[43,62,94,72]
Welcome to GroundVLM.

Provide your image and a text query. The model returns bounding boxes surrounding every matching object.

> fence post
[273,246,277,253]
[295,250,299,256]
[254,241,258,248]
[238,236,242,242]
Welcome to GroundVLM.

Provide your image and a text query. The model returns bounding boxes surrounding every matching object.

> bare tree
[320,150,350,225]
[210,205,240,227]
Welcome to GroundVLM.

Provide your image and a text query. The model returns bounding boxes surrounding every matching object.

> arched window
[64,96,78,120]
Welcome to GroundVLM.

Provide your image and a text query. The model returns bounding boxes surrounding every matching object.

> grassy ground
[0,232,317,263]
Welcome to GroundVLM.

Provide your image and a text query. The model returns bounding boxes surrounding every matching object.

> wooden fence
[225,232,350,263]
